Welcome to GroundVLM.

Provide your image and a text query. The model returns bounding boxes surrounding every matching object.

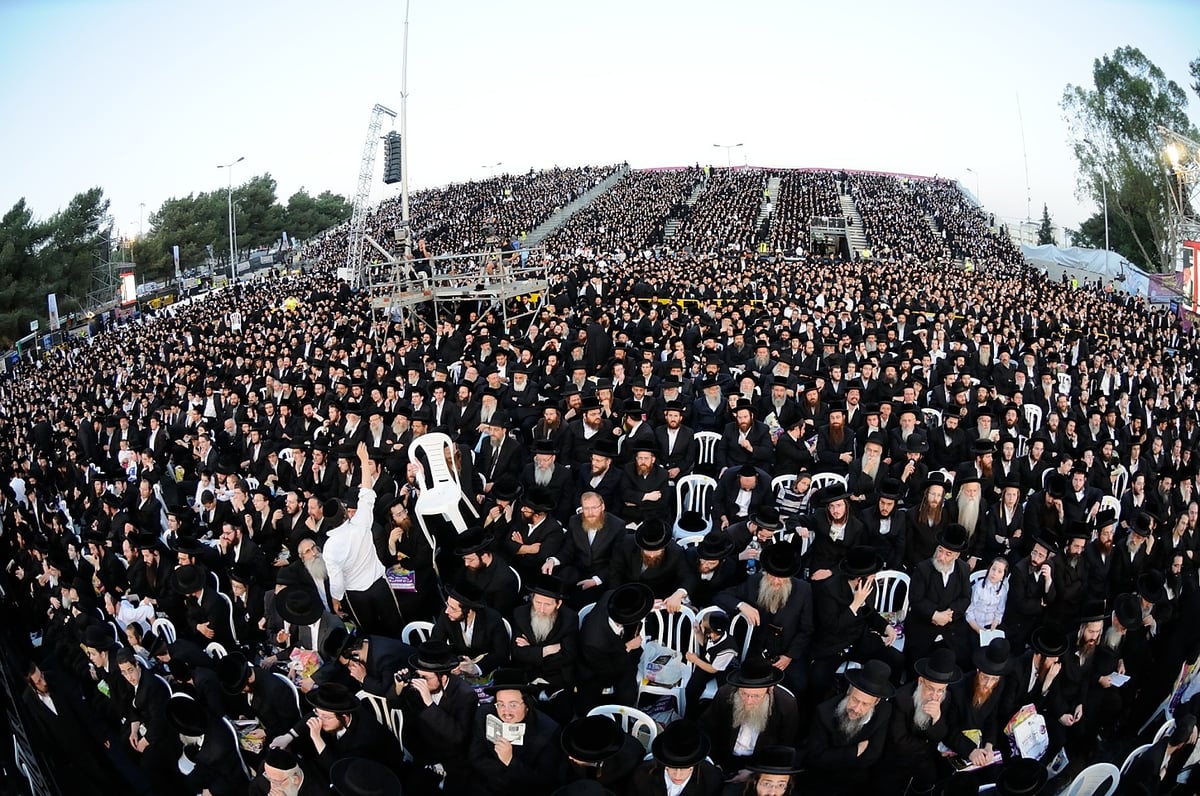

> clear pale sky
[2,0,1197,242]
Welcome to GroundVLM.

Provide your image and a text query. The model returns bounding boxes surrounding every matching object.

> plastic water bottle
[746,538,760,575]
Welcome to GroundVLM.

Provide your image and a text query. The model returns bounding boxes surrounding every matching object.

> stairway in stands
[664,178,707,243]
[523,164,631,249]
[756,175,781,227]
[838,193,869,256]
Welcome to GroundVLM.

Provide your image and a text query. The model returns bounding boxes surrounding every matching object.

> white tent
[1021,244,1149,295]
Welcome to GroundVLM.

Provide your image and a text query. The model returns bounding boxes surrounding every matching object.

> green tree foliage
[283,188,351,241]
[1062,46,1200,272]
[0,189,108,346]
[1037,204,1055,245]
[1191,55,1199,100]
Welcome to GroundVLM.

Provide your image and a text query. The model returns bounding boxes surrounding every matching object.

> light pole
[965,168,980,204]
[138,202,145,238]
[217,156,244,283]
[713,142,742,169]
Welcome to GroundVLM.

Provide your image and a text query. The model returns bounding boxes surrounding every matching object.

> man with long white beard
[519,439,571,520]
[716,541,814,697]
[906,525,973,670]
[846,431,887,506]
[949,477,988,569]
[884,649,959,794]
[801,659,895,794]
[698,657,800,776]
[509,575,578,723]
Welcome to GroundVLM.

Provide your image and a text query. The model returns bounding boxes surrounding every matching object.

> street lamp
[965,168,980,204]
[217,156,244,284]
[713,142,743,169]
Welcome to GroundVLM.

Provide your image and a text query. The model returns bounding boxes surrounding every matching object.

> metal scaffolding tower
[1160,125,1200,268]
[347,103,397,288]
[86,217,121,309]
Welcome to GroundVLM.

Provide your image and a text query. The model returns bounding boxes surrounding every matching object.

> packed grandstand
[0,161,1194,796]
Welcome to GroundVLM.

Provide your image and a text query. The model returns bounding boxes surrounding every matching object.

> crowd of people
[767,170,844,257]
[670,169,769,255]
[1,164,1197,796]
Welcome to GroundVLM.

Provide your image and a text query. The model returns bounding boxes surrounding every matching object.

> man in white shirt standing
[323,442,404,637]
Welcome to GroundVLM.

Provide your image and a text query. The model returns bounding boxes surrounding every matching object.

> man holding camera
[393,641,480,792]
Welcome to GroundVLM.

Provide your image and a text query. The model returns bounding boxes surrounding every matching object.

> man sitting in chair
[698,656,800,777]
[431,580,511,681]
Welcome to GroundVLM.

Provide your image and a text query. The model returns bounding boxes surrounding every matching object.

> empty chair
[693,432,721,474]
[921,408,942,429]
[674,474,717,539]
[810,472,847,492]
[401,620,434,646]
[1024,404,1043,433]
[872,570,910,651]
[1060,762,1119,796]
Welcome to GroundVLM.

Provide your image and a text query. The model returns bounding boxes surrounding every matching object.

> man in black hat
[628,720,723,796]
[458,526,523,617]
[711,464,771,531]
[1120,712,1198,792]
[566,395,614,467]
[560,713,644,791]
[275,585,343,669]
[1085,593,1148,740]
[250,747,327,795]
[809,547,903,701]
[815,401,855,475]
[801,659,895,794]
[1111,511,1155,596]
[946,638,1014,768]
[715,541,814,697]
[167,692,249,795]
[609,519,695,606]
[576,582,656,713]
[432,580,511,679]
[520,438,573,521]
[217,650,303,740]
[620,440,672,525]
[803,483,869,581]
[85,526,130,596]
[860,476,907,569]
[1002,532,1060,650]
[906,524,974,670]
[1061,463,1103,526]
[698,656,800,775]
[654,399,697,483]
[510,575,578,721]
[466,668,568,795]
[717,398,773,473]
[173,562,237,648]
[575,436,625,511]
[885,648,961,794]
[683,529,740,607]
[392,641,480,791]
[1009,623,1077,755]
[279,682,406,781]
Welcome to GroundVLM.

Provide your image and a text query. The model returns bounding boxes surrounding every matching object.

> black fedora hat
[995,756,1047,796]
[696,530,734,561]
[453,526,494,557]
[172,563,208,595]
[845,659,895,700]
[649,721,710,768]
[971,438,996,456]
[591,437,618,459]
[447,580,486,610]
[528,573,565,600]
[83,623,118,651]
[1138,570,1168,605]
[1030,531,1060,558]
[726,657,784,689]
[923,471,951,492]
[607,582,655,626]
[973,637,1014,676]
[1030,623,1069,658]
[522,488,556,515]
[878,477,904,500]
[745,745,803,775]
[1113,592,1143,629]
[490,474,522,502]
[635,520,670,551]
[914,648,962,685]
[306,682,361,714]
[216,651,252,694]
[677,510,709,534]
[751,506,783,531]
[816,483,849,507]
[329,758,403,796]
[935,524,969,553]
[408,640,459,674]
[561,715,624,763]
[166,696,209,736]
[483,668,539,697]
[840,546,884,578]
[760,540,801,578]
[1078,599,1107,624]
[276,586,324,626]
[1045,472,1067,499]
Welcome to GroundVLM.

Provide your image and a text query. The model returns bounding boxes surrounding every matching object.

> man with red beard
[945,638,1014,769]
[904,472,951,570]
[815,402,855,475]
[1059,602,1105,755]
[619,441,671,524]
[717,398,774,473]
[954,438,995,501]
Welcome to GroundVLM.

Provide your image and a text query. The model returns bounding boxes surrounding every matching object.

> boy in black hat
[628,720,723,796]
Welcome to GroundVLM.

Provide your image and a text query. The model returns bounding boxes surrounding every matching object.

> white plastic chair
[152,617,177,644]
[677,534,705,549]
[1153,718,1176,743]
[220,715,253,779]
[273,671,300,711]
[872,569,910,652]
[279,447,294,463]
[1015,435,1029,459]
[1100,494,1121,521]
[1023,404,1043,433]
[1111,465,1129,498]
[771,474,796,499]
[205,641,228,658]
[508,566,522,596]
[408,432,480,543]
[922,408,942,429]
[1057,373,1072,396]
[969,570,987,587]
[638,606,697,716]
[587,704,659,751]
[932,468,955,489]
[1120,742,1153,776]
[401,620,434,646]
[674,474,717,538]
[1059,761,1119,796]
[693,431,721,471]
[810,472,848,492]
[358,690,402,736]
[216,590,239,643]
[578,602,596,626]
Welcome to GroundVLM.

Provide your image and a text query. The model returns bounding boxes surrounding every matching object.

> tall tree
[1062,46,1200,271]
[1191,55,1200,100]
[1036,204,1055,245]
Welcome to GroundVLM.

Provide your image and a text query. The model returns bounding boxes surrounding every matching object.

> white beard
[732,690,772,735]
[304,554,328,585]
[534,466,553,487]
[757,576,792,615]
[530,612,556,643]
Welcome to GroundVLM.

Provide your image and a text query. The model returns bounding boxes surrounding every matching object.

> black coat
[714,574,814,663]
[467,705,565,796]
[396,674,479,775]
[509,603,579,692]
[802,692,892,784]
[608,537,697,600]
[698,684,799,772]
[432,605,511,676]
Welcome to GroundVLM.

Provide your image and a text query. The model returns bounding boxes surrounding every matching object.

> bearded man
[698,658,800,776]
[508,575,578,723]
[884,650,959,794]
[946,639,1014,767]
[801,660,895,795]
[619,441,671,524]
[815,402,855,475]
[906,525,973,670]
[949,476,988,569]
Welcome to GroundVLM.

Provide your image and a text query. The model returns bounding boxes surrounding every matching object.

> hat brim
[913,658,963,685]
[844,668,895,700]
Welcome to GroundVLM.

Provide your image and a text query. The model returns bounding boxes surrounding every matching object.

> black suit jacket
[608,537,697,599]
[715,574,814,663]
[468,705,565,796]
[699,684,799,772]
[655,424,697,477]
[803,692,892,781]
[553,514,626,584]
[510,603,579,691]
[432,605,511,676]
